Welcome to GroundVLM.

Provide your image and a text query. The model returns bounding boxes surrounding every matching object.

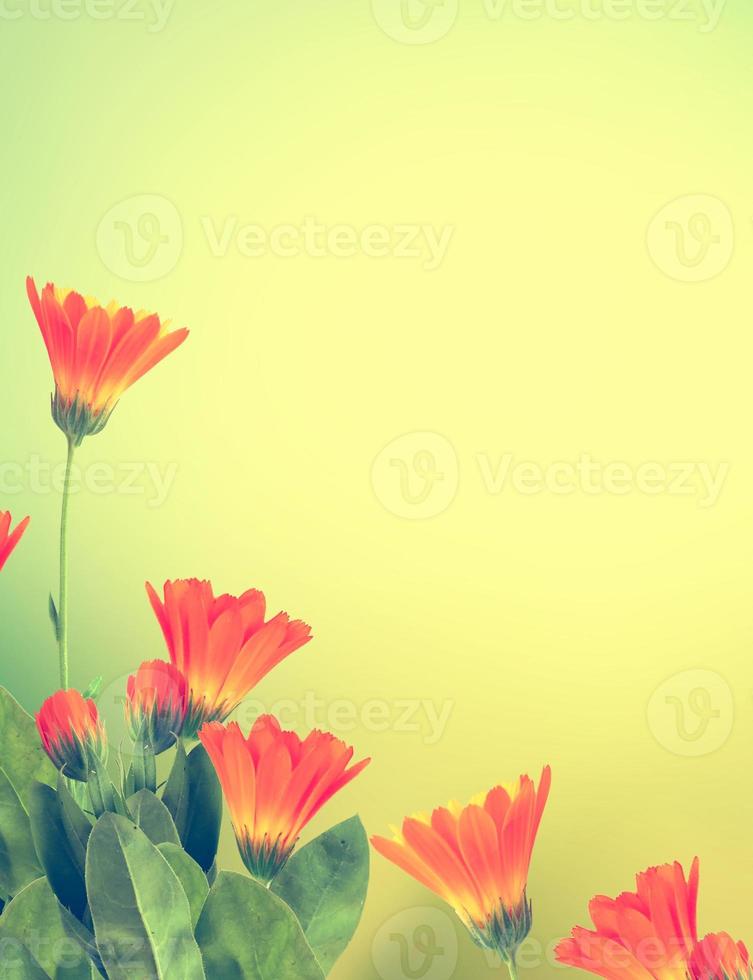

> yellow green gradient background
[1,1,752,976]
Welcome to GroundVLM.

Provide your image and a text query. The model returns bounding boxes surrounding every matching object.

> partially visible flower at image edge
[555,858,700,980]
[146,578,312,737]
[125,659,187,754]
[27,276,188,446]
[371,766,551,975]
[199,715,370,884]
[35,689,107,782]
[0,511,29,572]
[689,933,752,980]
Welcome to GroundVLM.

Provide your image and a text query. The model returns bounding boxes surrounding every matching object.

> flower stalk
[57,435,75,689]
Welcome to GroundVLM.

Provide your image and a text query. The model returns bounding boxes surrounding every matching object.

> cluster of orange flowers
[3,277,748,977]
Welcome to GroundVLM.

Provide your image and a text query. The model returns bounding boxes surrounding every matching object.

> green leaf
[81,678,103,702]
[163,744,221,872]
[127,790,180,846]
[57,775,93,877]
[0,877,96,978]
[85,813,205,980]
[271,816,369,974]
[0,767,42,897]
[49,594,60,643]
[28,783,87,920]
[0,687,57,808]
[196,871,324,980]
[157,843,209,928]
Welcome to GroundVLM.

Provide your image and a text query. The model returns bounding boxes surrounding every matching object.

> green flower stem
[505,957,520,980]
[58,435,75,689]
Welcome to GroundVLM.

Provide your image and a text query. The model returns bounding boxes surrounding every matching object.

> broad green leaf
[57,775,93,877]
[127,790,180,846]
[271,816,369,973]
[86,813,205,980]
[163,744,221,872]
[195,871,324,980]
[28,783,87,920]
[0,767,41,897]
[0,878,96,978]
[157,843,209,927]
[0,687,56,807]
[162,741,189,830]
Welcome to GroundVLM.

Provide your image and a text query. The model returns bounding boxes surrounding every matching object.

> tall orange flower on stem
[0,511,29,572]
[199,716,370,884]
[556,858,700,980]
[690,933,752,980]
[371,767,551,977]
[146,578,312,737]
[27,277,188,689]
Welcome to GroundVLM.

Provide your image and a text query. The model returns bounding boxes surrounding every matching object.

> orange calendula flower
[199,716,370,883]
[371,767,551,967]
[27,276,188,445]
[125,660,187,754]
[690,934,752,980]
[556,858,700,980]
[146,579,312,737]
[0,512,29,572]
[36,689,107,782]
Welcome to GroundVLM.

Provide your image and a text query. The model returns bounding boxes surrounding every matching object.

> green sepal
[51,390,116,446]
[467,892,533,963]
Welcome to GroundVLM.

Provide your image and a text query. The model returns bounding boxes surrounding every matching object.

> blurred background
[1,1,752,976]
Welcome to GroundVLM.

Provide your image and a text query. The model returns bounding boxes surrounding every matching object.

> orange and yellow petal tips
[27,276,188,445]
[199,716,370,884]
[556,858,700,980]
[0,511,29,572]
[125,660,187,754]
[689,934,752,980]
[35,689,107,782]
[371,766,551,967]
[146,579,312,738]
